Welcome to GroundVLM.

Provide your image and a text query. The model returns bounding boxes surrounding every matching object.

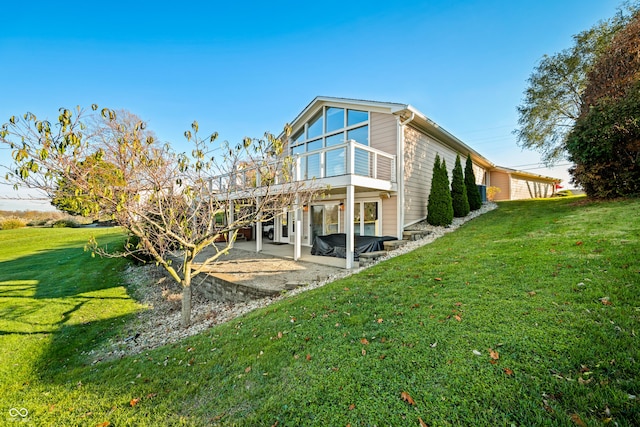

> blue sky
[0,0,624,210]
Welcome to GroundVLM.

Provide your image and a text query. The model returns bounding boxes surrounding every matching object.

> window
[326,107,345,133]
[307,111,323,139]
[307,139,322,152]
[353,201,380,236]
[288,105,370,178]
[326,148,345,176]
[326,133,343,147]
[347,125,369,146]
[292,128,304,144]
[347,109,368,126]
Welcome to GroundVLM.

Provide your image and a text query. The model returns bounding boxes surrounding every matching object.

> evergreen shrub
[427,155,454,226]
[451,154,470,217]
[464,156,483,210]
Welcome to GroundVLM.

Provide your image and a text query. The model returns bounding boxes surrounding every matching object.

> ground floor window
[354,201,379,236]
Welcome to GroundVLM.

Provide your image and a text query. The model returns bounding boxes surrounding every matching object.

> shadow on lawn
[0,243,141,380]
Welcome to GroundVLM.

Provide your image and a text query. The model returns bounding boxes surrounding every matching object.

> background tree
[427,155,453,226]
[451,154,470,217]
[0,106,318,327]
[514,4,637,164]
[567,12,640,198]
[51,156,125,217]
[464,155,483,210]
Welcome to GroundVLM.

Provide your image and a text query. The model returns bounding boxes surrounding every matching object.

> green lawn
[1,198,639,426]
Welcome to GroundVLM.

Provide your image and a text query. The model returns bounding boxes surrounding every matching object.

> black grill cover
[310,234,397,260]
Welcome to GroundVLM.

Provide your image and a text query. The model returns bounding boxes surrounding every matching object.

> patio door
[276,209,289,243]
[311,204,340,243]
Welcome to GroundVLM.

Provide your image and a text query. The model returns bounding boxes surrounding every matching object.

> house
[489,167,559,201]
[245,96,558,268]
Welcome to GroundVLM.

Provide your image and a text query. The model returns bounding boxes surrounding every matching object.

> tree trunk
[181,283,192,328]
[181,260,193,328]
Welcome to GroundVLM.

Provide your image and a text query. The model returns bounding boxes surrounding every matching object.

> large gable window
[289,106,370,178]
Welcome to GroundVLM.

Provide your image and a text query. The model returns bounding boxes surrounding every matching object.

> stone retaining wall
[193,273,281,303]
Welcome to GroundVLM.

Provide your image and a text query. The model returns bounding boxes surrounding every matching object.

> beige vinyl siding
[403,125,460,226]
[489,171,511,201]
[370,112,397,155]
[510,176,555,199]
[472,163,487,185]
[381,195,397,236]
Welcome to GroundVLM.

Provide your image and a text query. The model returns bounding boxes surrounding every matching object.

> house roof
[491,166,560,183]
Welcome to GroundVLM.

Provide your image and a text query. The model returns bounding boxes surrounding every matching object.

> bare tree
[0,106,319,326]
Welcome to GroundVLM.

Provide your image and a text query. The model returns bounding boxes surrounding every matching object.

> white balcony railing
[209,140,396,193]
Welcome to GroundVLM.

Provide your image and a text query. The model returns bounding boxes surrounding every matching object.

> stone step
[402,230,431,241]
[383,240,408,251]
[358,250,388,267]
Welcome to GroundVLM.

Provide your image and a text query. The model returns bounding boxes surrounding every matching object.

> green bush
[52,219,81,228]
[567,80,640,198]
[427,155,453,226]
[464,155,483,210]
[451,154,470,217]
[0,218,27,230]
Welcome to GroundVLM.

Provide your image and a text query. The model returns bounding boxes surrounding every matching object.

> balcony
[209,140,397,194]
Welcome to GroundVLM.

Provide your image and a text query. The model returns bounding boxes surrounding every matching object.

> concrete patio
[230,240,354,269]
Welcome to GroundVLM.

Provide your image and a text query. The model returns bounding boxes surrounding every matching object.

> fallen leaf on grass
[434,278,442,281]
[129,398,140,407]
[528,291,537,297]
[578,377,593,385]
[575,241,583,246]
[419,417,429,427]
[377,318,384,323]
[245,366,252,373]
[361,348,367,356]
[96,422,111,427]
[570,413,587,427]
[306,354,312,361]
[503,368,514,375]
[600,297,612,306]
[454,314,462,322]
[360,338,370,345]
[401,391,416,406]
[349,404,355,410]
[489,349,499,360]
